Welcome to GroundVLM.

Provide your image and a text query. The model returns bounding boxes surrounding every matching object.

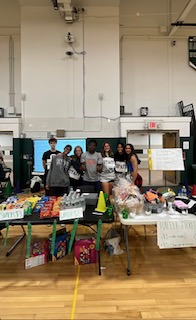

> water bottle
[76,188,81,196]
[181,185,187,198]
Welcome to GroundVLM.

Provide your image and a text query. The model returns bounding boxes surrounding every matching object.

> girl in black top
[114,143,127,174]
[69,146,83,190]
[125,143,142,190]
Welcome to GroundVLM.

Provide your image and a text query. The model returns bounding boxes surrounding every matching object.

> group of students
[42,138,142,197]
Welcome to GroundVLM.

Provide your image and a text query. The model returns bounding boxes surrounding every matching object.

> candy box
[48,228,70,261]
[74,234,97,265]
[25,240,49,269]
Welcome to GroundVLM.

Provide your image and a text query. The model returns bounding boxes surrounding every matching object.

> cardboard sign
[157,219,196,249]
[0,208,24,221]
[59,207,83,221]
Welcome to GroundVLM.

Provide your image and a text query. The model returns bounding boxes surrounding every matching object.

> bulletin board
[148,148,184,171]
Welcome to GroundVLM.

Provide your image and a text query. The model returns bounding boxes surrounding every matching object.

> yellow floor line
[70,226,86,320]
[70,265,81,320]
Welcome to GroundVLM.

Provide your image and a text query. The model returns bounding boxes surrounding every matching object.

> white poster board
[0,208,24,221]
[148,148,184,171]
[59,207,83,221]
[157,219,196,249]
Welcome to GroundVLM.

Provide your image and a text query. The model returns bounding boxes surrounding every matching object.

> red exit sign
[149,121,157,129]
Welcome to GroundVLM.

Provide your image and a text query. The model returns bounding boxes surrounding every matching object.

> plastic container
[181,185,187,197]
[80,195,86,211]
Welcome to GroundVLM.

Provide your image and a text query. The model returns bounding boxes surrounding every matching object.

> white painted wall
[0,0,194,141]
[0,0,21,117]
[121,36,196,117]
[120,117,191,137]
[21,6,120,137]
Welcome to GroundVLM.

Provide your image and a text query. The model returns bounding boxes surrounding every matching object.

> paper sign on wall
[148,148,184,171]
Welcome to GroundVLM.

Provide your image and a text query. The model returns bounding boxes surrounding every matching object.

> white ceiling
[16,0,196,33]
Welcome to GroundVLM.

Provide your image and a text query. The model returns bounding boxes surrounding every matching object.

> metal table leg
[6,225,26,257]
[98,249,101,275]
[144,225,147,238]
[124,225,131,276]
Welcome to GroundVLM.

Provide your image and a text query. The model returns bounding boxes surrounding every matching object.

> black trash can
[192,164,196,184]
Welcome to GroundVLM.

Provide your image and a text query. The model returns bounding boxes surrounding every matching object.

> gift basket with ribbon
[112,176,144,217]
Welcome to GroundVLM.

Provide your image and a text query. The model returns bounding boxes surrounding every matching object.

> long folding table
[118,212,196,276]
[0,205,114,275]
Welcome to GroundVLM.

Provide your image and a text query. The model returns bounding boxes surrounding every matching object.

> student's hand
[81,163,86,171]
[97,164,103,173]
[45,184,49,190]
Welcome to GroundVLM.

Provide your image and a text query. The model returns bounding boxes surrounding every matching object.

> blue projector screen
[33,139,86,173]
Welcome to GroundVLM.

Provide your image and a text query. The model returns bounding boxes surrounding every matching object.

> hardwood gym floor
[0,222,196,320]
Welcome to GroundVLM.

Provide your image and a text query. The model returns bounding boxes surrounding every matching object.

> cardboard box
[74,234,97,265]
[25,240,49,269]
[49,228,70,261]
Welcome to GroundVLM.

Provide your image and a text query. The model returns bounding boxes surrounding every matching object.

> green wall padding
[86,138,126,153]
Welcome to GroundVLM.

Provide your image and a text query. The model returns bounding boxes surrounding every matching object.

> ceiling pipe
[169,0,196,36]
[171,22,196,26]
[8,35,15,115]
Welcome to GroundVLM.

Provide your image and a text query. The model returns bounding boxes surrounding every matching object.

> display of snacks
[39,197,62,219]
[0,195,62,219]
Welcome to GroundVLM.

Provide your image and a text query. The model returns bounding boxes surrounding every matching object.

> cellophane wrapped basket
[112,175,144,215]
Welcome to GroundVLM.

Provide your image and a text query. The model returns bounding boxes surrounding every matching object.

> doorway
[127,130,180,186]
[0,131,13,185]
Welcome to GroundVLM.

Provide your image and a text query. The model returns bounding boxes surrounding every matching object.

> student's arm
[130,155,138,183]
[46,157,53,189]
[42,152,47,171]
[80,154,86,171]
[97,152,103,173]
[0,151,4,162]
[42,159,47,171]
[97,164,103,173]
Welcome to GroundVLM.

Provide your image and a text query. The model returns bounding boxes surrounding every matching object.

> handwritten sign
[157,219,196,249]
[148,148,184,171]
[0,208,24,221]
[59,207,83,221]
[115,161,127,173]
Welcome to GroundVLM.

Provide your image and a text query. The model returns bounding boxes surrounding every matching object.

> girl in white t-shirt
[100,142,115,195]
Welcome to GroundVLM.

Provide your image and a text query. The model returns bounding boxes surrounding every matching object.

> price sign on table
[157,219,196,249]
[0,208,24,221]
[59,207,83,221]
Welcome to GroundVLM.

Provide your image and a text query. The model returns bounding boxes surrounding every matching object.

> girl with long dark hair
[125,143,142,190]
